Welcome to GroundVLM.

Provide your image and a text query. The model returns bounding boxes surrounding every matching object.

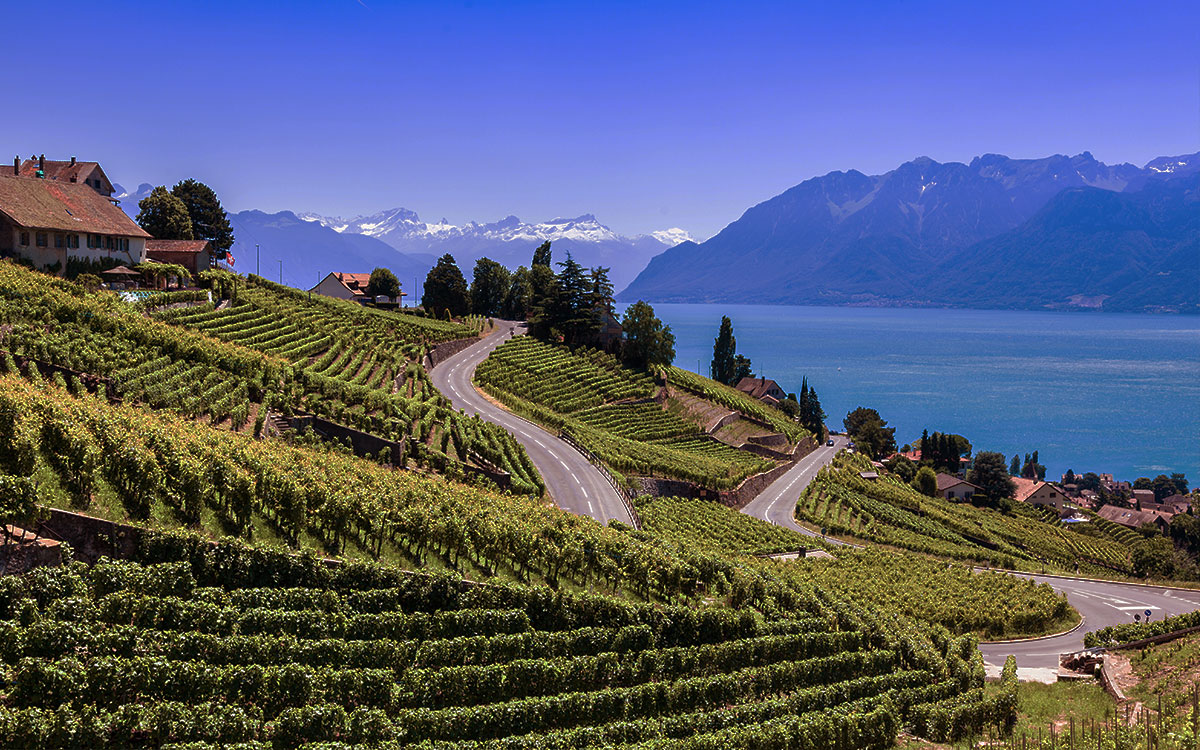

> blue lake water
[618,303,1200,484]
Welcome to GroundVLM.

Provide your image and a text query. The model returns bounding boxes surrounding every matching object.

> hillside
[619,151,1200,313]
[473,336,805,491]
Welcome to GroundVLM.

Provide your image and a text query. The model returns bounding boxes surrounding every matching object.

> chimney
[70,156,76,165]
[12,157,17,176]
[38,154,44,172]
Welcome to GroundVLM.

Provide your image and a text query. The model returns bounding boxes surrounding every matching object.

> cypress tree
[920,429,930,461]
[711,316,737,385]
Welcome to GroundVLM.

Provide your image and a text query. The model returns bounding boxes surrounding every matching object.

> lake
[620,303,1200,484]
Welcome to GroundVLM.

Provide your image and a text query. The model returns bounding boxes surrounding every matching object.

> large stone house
[0,163,149,271]
[1014,479,1070,512]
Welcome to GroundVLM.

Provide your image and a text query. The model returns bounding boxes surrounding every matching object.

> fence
[558,432,642,530]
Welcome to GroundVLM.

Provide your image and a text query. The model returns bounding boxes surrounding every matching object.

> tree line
[421,242,676,371]
[135,179,235,257]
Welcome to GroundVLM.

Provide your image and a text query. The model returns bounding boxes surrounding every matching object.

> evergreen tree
[589,266,615,309]
[915,466,938,497]
[806,386,825,437]
[137,186,193,240]
[556,253,599,345]
[525,264,561,340]
[732,354,754,382]
[469,257,510,317]
[532,240,553,268]
[920,429,930,461]
[421,254,470,317]
[1010,454,1021,476]
[170,178,235,254]
[621,301,675,370]
[969,452,1017,502]
[711,316,737,385]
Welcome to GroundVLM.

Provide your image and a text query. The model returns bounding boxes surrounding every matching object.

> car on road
[826,439,835,446]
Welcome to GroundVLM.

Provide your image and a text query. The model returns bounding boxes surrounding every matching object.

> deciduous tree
[171,178,235,254]
[470,258,510,317]
[137,186,194,240]
[422,254,470,317]
[621,301,675,370]
[366,267,400,299]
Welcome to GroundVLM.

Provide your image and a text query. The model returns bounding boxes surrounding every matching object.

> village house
[18,155,114,197]
[145,239,214,276]
[0,160,149,271]
[1131,489,1157,508]
[1014,478,1071,512]
[1096,504,1171,532]
[310,272,404,305]
[1141,494,1192,519]
[735,376,787,407]
[936,473,981,502]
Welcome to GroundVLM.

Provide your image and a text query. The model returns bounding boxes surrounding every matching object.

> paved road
[428,324,634,526]
[979,574,1200,670]
[741,434,851,541]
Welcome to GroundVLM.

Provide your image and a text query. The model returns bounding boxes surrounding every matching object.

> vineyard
[0,264,541,495]
[797,453,1135,576]
[0,529,1018,748]
[667,366,810,444]
[634,496,1075,639]
[475,337,776,489]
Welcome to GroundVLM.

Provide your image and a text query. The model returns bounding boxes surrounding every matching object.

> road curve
[738,436,1200,671]
[978,574,1200,670]
[429,323,634,527]
[741,434,850,541]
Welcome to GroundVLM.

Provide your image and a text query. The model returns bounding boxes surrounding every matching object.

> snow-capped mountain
[298,209,695,290]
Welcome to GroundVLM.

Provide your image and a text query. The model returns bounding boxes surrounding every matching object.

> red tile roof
[18,158,104,185]
[146,239,210,254]
[0,174,149,237]
[735,376,783,400]
[936,472,980,492]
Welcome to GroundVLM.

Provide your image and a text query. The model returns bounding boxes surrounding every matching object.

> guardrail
[558,432,642,530]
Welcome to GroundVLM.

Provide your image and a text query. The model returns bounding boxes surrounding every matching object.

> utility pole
[278,259,282,285]
[255,244,260,276]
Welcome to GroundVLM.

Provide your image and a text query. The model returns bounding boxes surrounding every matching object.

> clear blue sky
[4,0,1196,237]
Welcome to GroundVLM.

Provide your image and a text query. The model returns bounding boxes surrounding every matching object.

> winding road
[741,434,850,539]
[429,323,634,526]
[428,328,1200,678]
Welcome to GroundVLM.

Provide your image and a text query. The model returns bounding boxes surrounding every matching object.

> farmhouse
[1096,504,1171,532]
[1014,479,1070,511]
[735,376,787,406]
[936,473,981,502]
[311,272,374,303]
[145,239,214,276]
[0,165,149,271]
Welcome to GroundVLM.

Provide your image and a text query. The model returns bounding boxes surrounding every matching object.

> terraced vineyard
[0,264,541,494]
[636,496,1076,639]
[476,337,776,489]
[797,453,1134,575]
[0,531,1017,748]
[0,262,275,430]
[668,366,810,444]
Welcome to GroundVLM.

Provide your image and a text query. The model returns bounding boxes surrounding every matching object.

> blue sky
[4,0,1196,237]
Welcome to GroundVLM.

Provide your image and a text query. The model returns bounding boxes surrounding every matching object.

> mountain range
[113,183,691,294]
[618,151,1199,313]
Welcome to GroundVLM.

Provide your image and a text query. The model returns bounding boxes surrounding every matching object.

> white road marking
[581,486,589,498]
[588,501,595,514]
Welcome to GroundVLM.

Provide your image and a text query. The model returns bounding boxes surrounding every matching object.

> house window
[35,232,47,247]
[19,232,28,246]
[105,237,113,250]
[54,234,64,248]
[122,238,129,251]
[69,235,79,249]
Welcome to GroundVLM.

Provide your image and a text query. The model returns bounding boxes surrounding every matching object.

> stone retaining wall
[38,508,144,564]
[425,335,481,368]
[3,350,119,401]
